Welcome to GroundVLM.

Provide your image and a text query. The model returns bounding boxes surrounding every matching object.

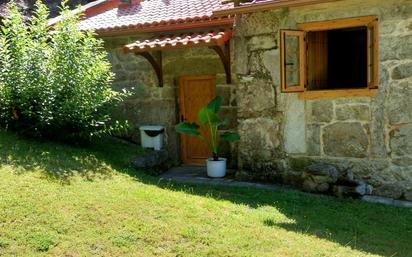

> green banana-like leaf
[175,122,200,136]
[210,119,226,128]
[207,96,222,113]
[220,132,240,142]
[198,107,219,126]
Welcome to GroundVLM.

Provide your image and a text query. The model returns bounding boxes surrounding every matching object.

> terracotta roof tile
[79,0,233,33]
[124,29,232,53]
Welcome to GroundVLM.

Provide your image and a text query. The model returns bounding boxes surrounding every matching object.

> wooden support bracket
[136,51,163,87]
[210,41,231,84]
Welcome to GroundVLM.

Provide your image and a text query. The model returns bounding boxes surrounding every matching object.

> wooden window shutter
[280,30,306,92]
[367,18,379,89]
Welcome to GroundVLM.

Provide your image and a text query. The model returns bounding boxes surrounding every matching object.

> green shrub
[0,1,128,142]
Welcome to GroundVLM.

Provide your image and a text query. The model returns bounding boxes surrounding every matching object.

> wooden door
[179,75,216,165]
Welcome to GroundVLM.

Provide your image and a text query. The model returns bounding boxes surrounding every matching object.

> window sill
[298,88,378,100]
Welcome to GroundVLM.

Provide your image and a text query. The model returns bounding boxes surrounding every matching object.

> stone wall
[103,34,237,164]
[233,0,412,200]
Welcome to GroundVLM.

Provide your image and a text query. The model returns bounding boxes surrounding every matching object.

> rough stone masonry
[232,0,412,200]
[101,0,412,201]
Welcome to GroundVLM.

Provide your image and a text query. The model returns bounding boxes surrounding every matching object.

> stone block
[131,149,168,168]
[374,183,404,199]
[218,107,238,130]
[390,124,412,156]
[236,160,285,182]
[381,34,412,61]
[217,86,231,106]
[238,118,281,164]
[306,124,321,156]
[284,94,306,154]
[124,62,140,71]
[302,162,339,193]
[288,157,314,172]
[309,100,334,123]
[305,163,339,181]
[248,51,267,77]
[391,61,412,80]
[122,100,176,127]
[237,78,276,118]
[113,70,127,82]
[323,122,369,158]
[247,34,277,51]
[163,57,223,76]
[405,191,412,201]
[235,9,283,37]
[130,149,172,176]
[262,49,280,86]
[161,87,176,100]
[370,93,387,158]
[334,97,370,105]
[387,81,412,125]
[392,157,412,166]
[335,105,370,121]
[233,36,248,75]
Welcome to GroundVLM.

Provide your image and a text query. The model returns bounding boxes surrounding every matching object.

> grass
[0,130,411,257]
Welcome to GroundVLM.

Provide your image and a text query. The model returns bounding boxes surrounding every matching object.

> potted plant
[175,96,240,178]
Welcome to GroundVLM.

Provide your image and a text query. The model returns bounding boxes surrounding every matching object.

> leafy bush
[0,1,128,142]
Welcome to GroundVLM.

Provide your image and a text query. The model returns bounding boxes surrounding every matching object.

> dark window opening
[307,27,368,90]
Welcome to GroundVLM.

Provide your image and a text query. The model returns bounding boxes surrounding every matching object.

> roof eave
[213,0,343,16]
[94,18,235,37]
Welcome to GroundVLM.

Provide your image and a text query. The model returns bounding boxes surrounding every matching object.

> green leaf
[175,122,200,136]
[220,132,240,142]
[198,107,219,126]
[210,119,226,128]
[207,96,222,113]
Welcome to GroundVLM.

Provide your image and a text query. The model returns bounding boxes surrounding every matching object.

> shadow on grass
[153,180,412,257]
[1,130,411,256]
[0,130,144,183]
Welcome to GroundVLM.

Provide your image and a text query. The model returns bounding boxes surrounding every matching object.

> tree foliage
[0,1,128,142]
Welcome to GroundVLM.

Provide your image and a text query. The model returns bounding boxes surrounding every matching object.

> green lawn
[0,130,411,257]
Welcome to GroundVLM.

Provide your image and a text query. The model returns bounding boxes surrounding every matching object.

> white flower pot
[206,158,227,178]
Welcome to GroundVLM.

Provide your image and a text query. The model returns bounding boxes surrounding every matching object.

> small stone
[302,179,318,192]
[355,181,367,195]
[404,191,412,201]
[131,149,168,168]
[311,175,332,184]
[343,170,354,181]
[305,163,339,182]
[302,163,339,193]
[316,183,330,192]
[366,185,374,195]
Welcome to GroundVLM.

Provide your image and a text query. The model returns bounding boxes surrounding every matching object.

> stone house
[73,0,412,200]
